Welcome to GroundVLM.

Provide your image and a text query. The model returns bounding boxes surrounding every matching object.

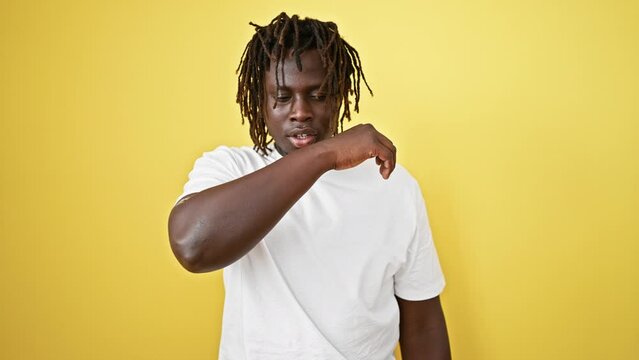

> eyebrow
[268,83,325,92]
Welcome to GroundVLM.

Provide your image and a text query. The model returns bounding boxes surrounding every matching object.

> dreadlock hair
[236,12,373,155]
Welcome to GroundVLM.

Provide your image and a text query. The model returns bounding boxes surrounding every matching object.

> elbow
[169,237,210,273]
[169,231,226,273]
[168,205,224,273]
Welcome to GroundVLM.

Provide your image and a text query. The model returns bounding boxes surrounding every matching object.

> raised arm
[168,124,396,273]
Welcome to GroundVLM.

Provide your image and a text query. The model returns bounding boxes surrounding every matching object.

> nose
[289,96,312,122]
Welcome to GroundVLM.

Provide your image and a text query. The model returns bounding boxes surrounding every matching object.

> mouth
[288,133,317,148]
[287,128,319,148]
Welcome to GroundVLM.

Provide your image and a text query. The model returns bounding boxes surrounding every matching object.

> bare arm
[397,295,451,360]
[168,124,396,273]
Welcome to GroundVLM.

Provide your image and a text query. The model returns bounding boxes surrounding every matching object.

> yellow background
[1,0,637,359]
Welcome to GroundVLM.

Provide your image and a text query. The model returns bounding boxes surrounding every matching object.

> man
[169,12,451,360]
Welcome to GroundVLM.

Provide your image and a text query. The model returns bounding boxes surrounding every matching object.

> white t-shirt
[178,145,445,360]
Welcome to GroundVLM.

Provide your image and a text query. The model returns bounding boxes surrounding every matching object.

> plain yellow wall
[1,0,638,359]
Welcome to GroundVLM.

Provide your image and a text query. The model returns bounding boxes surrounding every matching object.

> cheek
[263,102,284,123]
[315,101,334,118]
[264,112,287,138]
[266,99,290,117]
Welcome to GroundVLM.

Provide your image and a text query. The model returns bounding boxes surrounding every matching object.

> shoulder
[192,145,241,173]
[361,160,421,195]
[388,163,425,215]
[375,162,427,218]
[388,162,420,188]
[177,145,267,203]
[326,160,423,208]
[199,145,254,161]
[195,145,275,175]
[197,145,260,165]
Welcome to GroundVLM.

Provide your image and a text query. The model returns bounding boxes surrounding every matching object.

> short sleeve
[393,184,446,300]
[175,146,240,204]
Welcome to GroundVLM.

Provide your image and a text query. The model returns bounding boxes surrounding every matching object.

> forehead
[264,49,326,90]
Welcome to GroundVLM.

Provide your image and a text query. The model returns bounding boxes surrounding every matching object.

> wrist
[305,140,337,173]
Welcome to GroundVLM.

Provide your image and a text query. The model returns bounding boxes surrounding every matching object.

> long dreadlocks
[236,12,373,155]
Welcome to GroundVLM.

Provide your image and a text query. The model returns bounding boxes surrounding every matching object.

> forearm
[168,143,334,273]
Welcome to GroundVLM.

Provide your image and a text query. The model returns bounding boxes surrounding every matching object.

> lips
[287,127,318,148]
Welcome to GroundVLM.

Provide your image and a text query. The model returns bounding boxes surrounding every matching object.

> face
[263,49,336,156]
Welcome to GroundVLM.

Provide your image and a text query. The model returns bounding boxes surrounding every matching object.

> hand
[320,124,397,179]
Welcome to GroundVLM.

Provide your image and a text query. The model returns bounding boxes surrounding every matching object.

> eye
[311,94,327,101]
[275,94,291,102]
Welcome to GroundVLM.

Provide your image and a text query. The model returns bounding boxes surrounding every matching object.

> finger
[374,134,396,175]
[381,161,391,179]
[376,132,397,157]
[374,145,396,179]
[376,140,396,178]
